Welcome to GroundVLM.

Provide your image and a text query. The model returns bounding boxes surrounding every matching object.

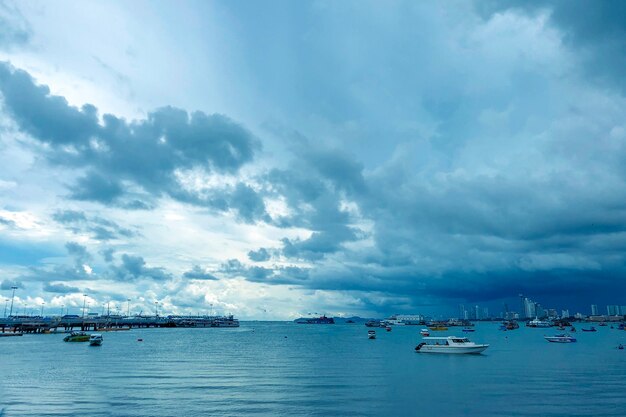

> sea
[1,321,625,416]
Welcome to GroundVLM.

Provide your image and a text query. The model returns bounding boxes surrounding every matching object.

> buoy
[137,338,143,342]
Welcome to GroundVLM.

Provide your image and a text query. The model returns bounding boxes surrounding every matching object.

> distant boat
[368,330,376,339]
[63,331,90,342]
[415,336,489,354]
[89,333,103,346]
[385,326,392,332]
[346,320,355,324]
[428,326,448,331]
[364,320,382,327]
[581,327,596,332]
[295,315,335,324]
[598,322,607,327]
[504,321,519,330]
[570,327,576,332]
[527,318,552,328]
[544,334,576,343]
[462,328,475,332]
[420,329,430,336]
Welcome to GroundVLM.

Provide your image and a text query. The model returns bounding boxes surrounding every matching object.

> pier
[0,314,239,334]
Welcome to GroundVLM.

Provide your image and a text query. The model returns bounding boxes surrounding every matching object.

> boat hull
[416,345,489,354]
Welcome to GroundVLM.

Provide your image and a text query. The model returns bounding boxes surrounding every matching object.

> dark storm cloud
[183,265,218,280]
[43,282,80,294]
[477,0,626,90]
[53,209,135,241]
[248,247,271,262]
[0,63,261,218]
[111,254,171,282]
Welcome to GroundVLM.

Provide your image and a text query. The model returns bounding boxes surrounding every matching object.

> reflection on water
[1,322,625,416]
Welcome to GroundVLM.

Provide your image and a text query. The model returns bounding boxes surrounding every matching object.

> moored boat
[368,330,376,339]
[294,315,335,324]
[581,327,596,332]
[462,328,475,332]
[415,336,489,354]
[420,328,430,336]
[89,333,103,346]
[63,331,90,342]
[544,333,576,343]
[428,326,448,331]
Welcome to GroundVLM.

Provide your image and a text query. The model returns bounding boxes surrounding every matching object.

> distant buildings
[607,305,620,316]
[591,304,598,316]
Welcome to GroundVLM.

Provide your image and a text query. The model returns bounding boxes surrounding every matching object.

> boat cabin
[422,336,471,346]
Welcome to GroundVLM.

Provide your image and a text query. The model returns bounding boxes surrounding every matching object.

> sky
[1,0,626,319]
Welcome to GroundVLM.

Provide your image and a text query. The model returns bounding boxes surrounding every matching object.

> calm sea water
[1,322,625,416]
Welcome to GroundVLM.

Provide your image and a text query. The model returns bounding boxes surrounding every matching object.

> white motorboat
[420,328,430,336]
[89,333,103,346]
[415,336,489,354]
[544,333,576,343]
[368,330,376,339]
[527,318,552,328]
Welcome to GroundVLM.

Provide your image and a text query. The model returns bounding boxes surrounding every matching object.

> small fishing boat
[544,334,576,343]
[385,326,392,332]
[63,331,90,342]
[415,336,489,354]
[89,333,103,346]
[428,326,448,331]
[462,328,475,332]
[420,329,430,336]
[598,322,607,327]
[581,327,596,332]
[368,330,376,339]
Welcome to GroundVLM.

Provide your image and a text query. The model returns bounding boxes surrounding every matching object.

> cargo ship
[294,315,335,324]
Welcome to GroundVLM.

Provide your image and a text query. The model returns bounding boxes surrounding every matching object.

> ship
[294,315,335,324]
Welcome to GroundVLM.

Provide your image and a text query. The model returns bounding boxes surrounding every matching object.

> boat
[0,333,23,337]
[581,327,596,332]
[462,327,475,332]
[420,329,430,336]
[619,344,624,350]
[294,315,335,324]
[89,333,103,346]
[504,321,519,330]
[346,320,355,324]
[527,318,552,328]
[63,331,90,342]
[368,330,376,339]
[428,326,448,331]
[385,326,392,332]
[415,336,489,354]
[381,315,406,326]
[598,322,607,327]
[570,327,576,332]
[544,334,576,343]
[364,320,382,327]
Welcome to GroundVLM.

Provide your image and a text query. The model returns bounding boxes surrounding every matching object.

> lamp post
[41,302,45,317]
[82,294,87,318]
[127,299,131,317]
[3,299,8,318]
[154,301,159,317]
[210,303,213,317]
[61,304,65,316]
[8,286,17,317]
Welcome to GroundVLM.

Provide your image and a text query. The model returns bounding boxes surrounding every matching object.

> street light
[61,304,65,316]
[154,301,159,317]
[8,286,17,317]
[3,299,9,318]
[127,298,131,317]
[41,302,45,317]
[82,294,87,318]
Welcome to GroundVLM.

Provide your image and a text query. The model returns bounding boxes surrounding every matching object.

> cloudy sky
[1,0,625,319]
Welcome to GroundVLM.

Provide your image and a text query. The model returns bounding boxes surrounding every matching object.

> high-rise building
[524,298,536,318]
[475,305,480,320]
[519,294,525,319]
[591,304,598,316]
[483,307,489,319]
[561,309,570,318]
[607,305,619,316]
[620,306,626,316]
[535,304,545,319]
[459,304,465,319]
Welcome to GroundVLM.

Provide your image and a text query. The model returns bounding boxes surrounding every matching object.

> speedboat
[544,334,576,343]
[420,329,430,336]
[527,318,552,328]
[368,330,376,339]
[462,328,475,332]
[89,333,103,346]
[63,331,90,342]
[385,326,392,332]
[415,336,489,354]
[581,327,596,332]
